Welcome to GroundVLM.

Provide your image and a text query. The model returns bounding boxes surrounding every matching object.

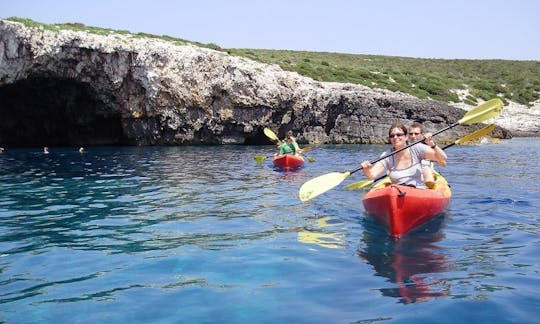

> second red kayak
[362,172,451,237]
[273,154,305,169]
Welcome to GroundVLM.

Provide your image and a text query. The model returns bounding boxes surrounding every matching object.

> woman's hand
[361,161,373,178]
[361,160,384,179]
[361,161,372,169]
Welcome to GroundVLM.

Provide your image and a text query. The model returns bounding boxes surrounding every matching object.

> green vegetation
[225,49,540,106]
[6,17,540,107]
[6,17,200,47]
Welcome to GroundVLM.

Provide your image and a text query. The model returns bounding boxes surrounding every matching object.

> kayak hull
[273,154,304,169]
[362,173,451,237]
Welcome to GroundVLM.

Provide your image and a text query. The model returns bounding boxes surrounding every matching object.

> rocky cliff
[0,19,510,147]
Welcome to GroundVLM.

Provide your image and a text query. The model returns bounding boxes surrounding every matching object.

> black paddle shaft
[360,140,457,184]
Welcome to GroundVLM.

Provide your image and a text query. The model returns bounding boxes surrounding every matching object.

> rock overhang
[0,19,512,148]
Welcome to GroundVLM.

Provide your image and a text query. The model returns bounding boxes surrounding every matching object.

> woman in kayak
[278,131,303,155]
[360,122,447,189]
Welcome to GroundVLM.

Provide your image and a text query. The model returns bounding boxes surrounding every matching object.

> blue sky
[2,0,539,60]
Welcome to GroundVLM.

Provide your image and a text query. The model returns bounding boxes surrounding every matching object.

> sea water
[0,138,538,323]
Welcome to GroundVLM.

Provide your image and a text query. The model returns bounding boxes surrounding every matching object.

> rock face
[0,20,511,147]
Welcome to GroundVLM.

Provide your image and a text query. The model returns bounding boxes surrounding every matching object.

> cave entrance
[0,77,128,148]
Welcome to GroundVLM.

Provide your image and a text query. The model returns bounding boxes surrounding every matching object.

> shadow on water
[357,213,452,304]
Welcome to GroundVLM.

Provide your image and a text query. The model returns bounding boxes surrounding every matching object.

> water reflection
[0,146,300,257]
[297,217,347,249]
[358,214,451,304]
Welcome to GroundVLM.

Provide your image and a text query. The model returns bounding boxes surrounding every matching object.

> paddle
[343,123,497,190]
[443,123,497,148]
[256,128,315,162]
[253,155,272,163]
[253,128,282,163]
[264,127,280,142]
[298,98,504,202]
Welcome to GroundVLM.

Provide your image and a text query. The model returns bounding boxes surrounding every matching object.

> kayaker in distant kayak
[408,122,446,188]
[278,131,303,155]
[360,122,447,189]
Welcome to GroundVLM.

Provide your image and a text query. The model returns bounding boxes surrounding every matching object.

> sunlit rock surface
[0,19,511,147]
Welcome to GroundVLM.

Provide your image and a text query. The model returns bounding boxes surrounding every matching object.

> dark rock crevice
[0,77,128,147]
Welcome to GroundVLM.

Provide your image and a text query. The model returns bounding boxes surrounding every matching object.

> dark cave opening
[0,77,128,148]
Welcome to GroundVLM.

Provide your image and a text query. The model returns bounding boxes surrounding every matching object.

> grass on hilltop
[6,17,540,107]
[226,49,540,107]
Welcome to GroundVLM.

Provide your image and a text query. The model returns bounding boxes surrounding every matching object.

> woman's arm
[361,161,385,179]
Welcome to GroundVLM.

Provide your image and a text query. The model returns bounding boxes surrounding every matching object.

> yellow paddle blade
[253,155,268,163]
[458,98,504,125]
[454,123,496,144]
[299,172,351,202]
[344,180,374,190]
[307,157,315,163]
[263,128,279,142]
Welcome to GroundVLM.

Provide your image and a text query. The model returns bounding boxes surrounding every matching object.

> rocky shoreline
[450,99,539,137]
[0,19,528,148]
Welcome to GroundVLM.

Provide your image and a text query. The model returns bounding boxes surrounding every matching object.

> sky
[1,0,539,60]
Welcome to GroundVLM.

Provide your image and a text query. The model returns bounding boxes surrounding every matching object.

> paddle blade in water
[254,156,267,163]
[263,128,279,142]
[299,172,350,202]
[458,98,504,125]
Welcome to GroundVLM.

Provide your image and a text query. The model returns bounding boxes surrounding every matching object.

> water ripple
[0,141,538,323]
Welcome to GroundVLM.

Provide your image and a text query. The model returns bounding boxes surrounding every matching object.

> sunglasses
[389,133,405,138]
[409,132,422,136]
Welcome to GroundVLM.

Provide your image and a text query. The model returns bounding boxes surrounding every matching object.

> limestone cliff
[0,19,510,147]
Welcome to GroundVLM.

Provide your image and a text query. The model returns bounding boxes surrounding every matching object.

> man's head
[408,122,424,142]
[286,130,293,141]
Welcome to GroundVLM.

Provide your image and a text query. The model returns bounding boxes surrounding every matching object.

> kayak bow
[362,172,451,237]
[273,154,305,169]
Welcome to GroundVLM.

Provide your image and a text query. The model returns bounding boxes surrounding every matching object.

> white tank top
[382,144,428,188]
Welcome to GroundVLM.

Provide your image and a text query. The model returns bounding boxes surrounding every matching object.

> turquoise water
[0,138,539,323]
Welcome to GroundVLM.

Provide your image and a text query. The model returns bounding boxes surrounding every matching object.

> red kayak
[362,172,451,237]
[273,154,304,169]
